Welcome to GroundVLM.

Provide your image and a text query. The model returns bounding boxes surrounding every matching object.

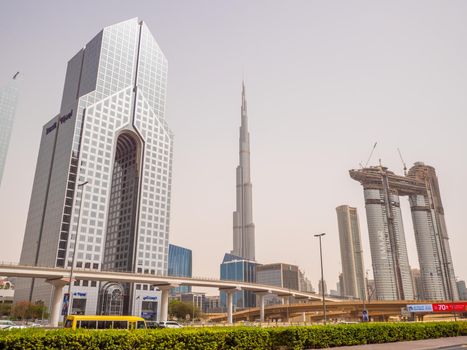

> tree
[11,301,31,320]
[32,300,49,320]
[168,300,201,320]
[11,301,49,320]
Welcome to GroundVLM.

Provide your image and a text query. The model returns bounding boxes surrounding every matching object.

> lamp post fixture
[314,233,326,324]
[66,180,88,316]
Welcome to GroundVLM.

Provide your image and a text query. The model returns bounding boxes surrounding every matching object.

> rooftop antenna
[363,142,377,168]
[397,148,407,176]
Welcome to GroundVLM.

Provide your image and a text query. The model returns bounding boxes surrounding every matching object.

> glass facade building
[15,18,173,320]
[168,244,192,294]
[0,78,19,187]
[256,263,300,305]
[351,164,458,301]
[336,205,367,300]
[220,253,257,309]
[407,163,458,301]
[457,280,467,300]
[232,83,255,261]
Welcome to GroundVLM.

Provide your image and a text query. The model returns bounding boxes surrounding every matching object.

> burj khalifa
[232,82,255,261]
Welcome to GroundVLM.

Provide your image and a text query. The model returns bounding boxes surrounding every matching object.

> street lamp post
[451,277,457,322]
[314,233,326,324]
[66,181,88,316]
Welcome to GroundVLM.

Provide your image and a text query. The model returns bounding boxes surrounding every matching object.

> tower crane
[397,148,407,176]
[360,142,377,168]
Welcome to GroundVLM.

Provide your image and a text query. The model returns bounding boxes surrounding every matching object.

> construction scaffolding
[350,163,458,302]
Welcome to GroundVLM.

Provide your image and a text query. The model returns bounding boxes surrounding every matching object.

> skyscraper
[220,82,257,309]
[0,74,19,187]
[338,273,344,297]
[318,279,328,296]
[350,166,414,300]
[336,205,366,300]
[232,82,255,261]
[15,18,173,319]
[256,263,300,305]
[457,280,467,300]
[220,253,258,309]
[168,244,192,295]
[298,269,314,293]
[407,162,458,301]
[350,163,458,301]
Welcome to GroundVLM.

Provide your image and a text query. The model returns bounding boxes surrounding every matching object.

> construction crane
[397,148,407,176]
[360,142,377,168]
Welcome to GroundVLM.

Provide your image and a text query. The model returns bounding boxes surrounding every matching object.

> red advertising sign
[432,303,467,312]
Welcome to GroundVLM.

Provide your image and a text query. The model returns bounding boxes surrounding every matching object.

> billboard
[61,293,70,316]
[362,309,369,322]
[406,304,433,313]
[432,303,467,313]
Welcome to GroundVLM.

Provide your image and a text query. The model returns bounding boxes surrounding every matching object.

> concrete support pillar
[46,278,68,328]
[159,287,170,322]
[227,291,234,324]
[282,296,290,322]
[301,312,306,323]
[259,294,265,322]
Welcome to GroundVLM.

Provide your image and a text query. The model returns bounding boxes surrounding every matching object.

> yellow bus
[64,315,147,330]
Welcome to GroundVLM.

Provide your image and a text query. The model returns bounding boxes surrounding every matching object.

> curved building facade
[363,188,413,300]
[350,164,458,301]
[16,18,173,319]
[408,163,458,301]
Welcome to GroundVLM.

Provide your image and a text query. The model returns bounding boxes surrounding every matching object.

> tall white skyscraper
[350,166,414,300]
[336,205,367,300]
[15,18,173,319]
[0,74,19,187]
[407,162,458,301]
[232,82,255,261]
[351,163,459,301]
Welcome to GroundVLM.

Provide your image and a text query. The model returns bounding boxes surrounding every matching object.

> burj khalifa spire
[232,81,255,261]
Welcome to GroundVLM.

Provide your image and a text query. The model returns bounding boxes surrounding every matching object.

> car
[157,321,182,328]
[28,323,43,328]
[4,325,28,330]
[145,321,161,329]
[0,320,16,330]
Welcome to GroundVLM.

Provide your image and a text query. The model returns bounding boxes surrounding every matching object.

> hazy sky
[1,1,466,295]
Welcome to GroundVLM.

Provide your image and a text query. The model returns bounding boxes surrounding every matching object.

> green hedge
[0,322,466,350]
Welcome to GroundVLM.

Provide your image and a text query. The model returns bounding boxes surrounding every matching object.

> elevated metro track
[0,262,339,301]
[209,300,467,322]
[0,263,340,326]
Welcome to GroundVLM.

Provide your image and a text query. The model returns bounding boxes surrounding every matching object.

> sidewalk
[325,336,467,350]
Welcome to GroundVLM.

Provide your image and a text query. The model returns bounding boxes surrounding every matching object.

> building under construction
[350,162,458,301]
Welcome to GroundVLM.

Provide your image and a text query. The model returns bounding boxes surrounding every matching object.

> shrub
[0,321,465,349]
